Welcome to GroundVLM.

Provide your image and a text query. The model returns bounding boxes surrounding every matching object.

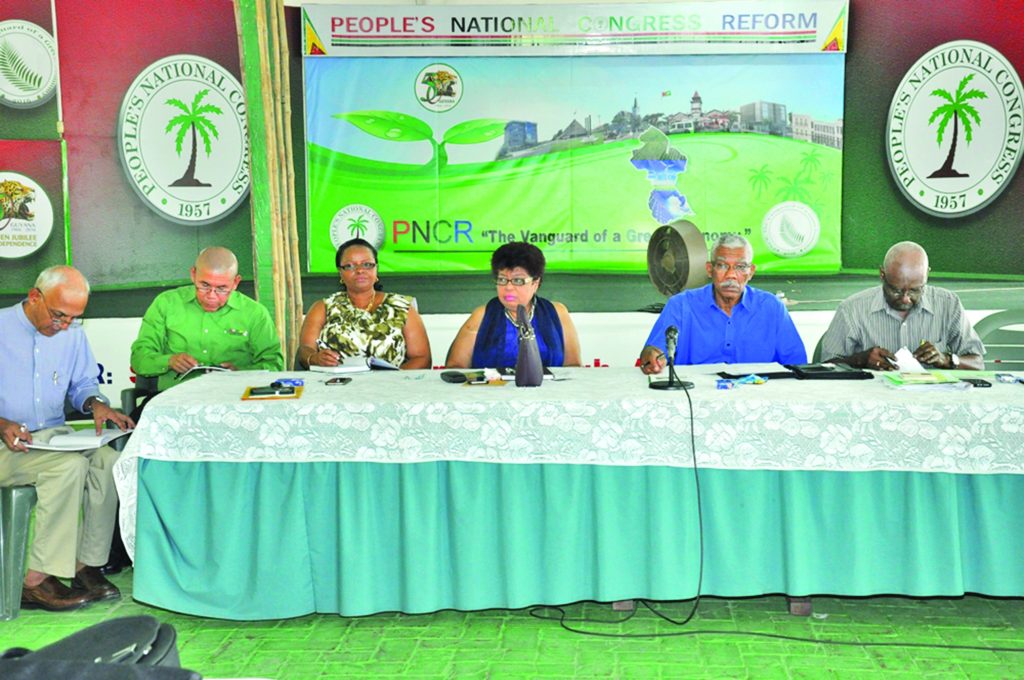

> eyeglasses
[494,276,535,287]
[34,288,83,328]
[340,262,377,272]
[196,282,233,296]
[711,262,752,274]
[882,278,925,298]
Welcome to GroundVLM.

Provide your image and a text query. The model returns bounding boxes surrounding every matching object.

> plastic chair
[121,375,160,421]
[812,335,824,363]
[0,486,37,620]
[973,309,1024,371]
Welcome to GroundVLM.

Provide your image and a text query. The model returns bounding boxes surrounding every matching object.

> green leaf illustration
[334,111,433,142]
[0,40,43,93]
[441,119,507,146]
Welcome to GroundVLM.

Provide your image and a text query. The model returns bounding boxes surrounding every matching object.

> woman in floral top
[297,239,431,369]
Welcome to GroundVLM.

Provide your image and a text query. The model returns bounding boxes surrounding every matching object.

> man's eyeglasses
[196,282,233,296]
[882,279,925,298]
[34,288,83,328]
[339,262,377,272]
[494,276,535,287]
[711,262,752,274]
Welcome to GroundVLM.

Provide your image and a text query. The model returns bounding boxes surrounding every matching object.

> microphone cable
[528,387,1024,655]
[530,384,705,633]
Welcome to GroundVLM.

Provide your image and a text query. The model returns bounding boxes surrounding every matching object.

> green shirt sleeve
[243,303,285,371]
[130,292,175,380]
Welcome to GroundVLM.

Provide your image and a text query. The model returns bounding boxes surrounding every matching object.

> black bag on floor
[0,616,198,678]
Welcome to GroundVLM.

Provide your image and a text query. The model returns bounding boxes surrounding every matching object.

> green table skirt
[134,460,1024,620]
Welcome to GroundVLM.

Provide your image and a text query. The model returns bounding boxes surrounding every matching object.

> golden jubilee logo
[887,40,1022,218]
[0,172,53,259]
[117,55,250,225]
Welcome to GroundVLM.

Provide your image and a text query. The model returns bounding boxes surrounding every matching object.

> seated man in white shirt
[820,241,984,371]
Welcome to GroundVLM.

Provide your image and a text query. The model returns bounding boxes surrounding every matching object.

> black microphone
[650,324,693,391]
[516,304,530,332]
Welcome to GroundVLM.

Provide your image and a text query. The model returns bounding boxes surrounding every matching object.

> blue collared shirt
[643,284,807,365]
[0,301,105,431]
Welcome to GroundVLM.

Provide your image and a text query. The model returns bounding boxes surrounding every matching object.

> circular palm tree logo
[329,204,385,251]
[886,40,1022,218]
[116,55,250,225]
[0,20,57,109]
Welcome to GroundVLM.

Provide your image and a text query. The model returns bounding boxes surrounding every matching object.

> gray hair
[709,234,753,262]
[882,241,928,273]
[34,265,90,295]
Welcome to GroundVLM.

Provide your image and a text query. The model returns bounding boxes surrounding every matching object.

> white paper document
[27,429,132,452]
[893,347,926,373]
[309,356,400,374]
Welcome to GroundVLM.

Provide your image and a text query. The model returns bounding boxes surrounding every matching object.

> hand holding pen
[309,339,341,367]
[1,420,31,452]
[638,346,667,375]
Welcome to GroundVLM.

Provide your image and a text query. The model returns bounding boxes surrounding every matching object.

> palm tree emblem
[165,89,222,187]
[799,148,822,178]
[747,164,773,198]
[927,74,986,179]
[775,175,813,204]
[347,215,368,238]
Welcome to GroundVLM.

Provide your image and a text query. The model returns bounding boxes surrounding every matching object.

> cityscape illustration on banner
[302,1,848,275]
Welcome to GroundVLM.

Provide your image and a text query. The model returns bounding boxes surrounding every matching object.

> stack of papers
[882,371,970,391]
[27,429,132,452]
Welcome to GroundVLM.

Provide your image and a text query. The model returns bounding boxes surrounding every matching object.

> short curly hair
[334,238,378,269]
[491,242,546,280]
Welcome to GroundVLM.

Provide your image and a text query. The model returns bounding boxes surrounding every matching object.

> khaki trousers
[0,426,120,578]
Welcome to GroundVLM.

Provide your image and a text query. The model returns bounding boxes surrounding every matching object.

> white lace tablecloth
[114,366,1024,554]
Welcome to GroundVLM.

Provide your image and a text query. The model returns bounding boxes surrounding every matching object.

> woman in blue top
[446,242,581,368]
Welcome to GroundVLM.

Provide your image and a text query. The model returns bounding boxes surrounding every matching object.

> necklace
[504,299,534,325]
[350,292,377,311]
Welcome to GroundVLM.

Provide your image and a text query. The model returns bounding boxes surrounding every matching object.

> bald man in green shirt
[131,247,284,392]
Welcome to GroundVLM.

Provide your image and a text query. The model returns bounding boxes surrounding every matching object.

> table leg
[787,596,812,616]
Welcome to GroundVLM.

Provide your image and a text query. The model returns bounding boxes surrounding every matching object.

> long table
[113,367,1024,620]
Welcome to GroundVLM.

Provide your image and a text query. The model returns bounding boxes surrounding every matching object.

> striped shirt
[820,286,984,361]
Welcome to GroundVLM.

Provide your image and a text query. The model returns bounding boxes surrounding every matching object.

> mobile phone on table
[326,377,352,386]
[249,385,296,396]
[960,378,991,388]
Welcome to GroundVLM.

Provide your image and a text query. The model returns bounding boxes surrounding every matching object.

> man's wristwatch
[82,396,98,413]
[949,353,961,369]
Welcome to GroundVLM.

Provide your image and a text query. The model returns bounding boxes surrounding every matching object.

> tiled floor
[3,572,1024,678]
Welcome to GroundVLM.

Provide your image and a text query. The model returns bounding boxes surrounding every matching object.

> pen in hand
[12,423,27,449]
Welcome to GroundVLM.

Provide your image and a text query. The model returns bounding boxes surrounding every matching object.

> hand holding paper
[893,346,926,373]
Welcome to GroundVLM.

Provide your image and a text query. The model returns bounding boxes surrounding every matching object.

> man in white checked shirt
[820,241,985,371]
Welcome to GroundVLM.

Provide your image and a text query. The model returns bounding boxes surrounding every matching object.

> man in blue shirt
[0,266,134,611]
[639,234,806,372]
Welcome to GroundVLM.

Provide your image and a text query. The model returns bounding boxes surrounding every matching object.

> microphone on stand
[649,325,693,391]
[514,304,544,387]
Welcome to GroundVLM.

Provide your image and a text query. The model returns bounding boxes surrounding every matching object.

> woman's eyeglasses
[494,276,535,287]
[340,262,378,272]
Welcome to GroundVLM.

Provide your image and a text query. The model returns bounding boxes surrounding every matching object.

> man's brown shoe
[20,576,94,612]
[71,566,121,601]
